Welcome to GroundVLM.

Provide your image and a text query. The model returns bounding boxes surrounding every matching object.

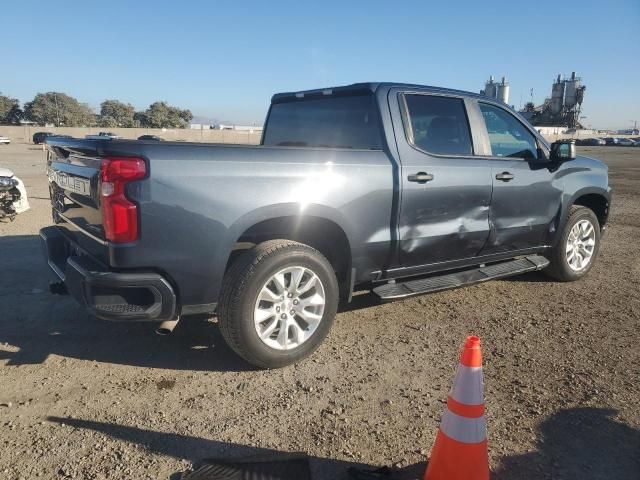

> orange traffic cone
[424,336,489,480]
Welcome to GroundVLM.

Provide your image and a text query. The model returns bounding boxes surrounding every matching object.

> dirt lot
[1,142,639,479]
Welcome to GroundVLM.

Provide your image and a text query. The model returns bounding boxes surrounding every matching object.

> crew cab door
[391,90,493,267]
[473,101,563,253]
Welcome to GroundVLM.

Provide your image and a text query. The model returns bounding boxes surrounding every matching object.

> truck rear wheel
[544,205,601,282]
[218,240,339,368]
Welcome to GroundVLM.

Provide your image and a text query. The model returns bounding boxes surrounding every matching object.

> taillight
[100,157,146,243]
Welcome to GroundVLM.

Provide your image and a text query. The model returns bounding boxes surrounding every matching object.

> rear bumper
[40,226,177,321]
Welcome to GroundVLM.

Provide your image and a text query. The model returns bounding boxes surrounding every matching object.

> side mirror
[550,140,576,162]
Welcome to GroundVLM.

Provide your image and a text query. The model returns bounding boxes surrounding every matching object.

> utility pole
[53,93,61,127]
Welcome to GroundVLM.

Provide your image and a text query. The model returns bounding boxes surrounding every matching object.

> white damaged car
[0,136,11,145]
[0,167,29,220]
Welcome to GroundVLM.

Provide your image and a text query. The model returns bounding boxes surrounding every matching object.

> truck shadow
[46,416,426,480]
[0,234,558,372]
[0,310,252,372]
[493,407,640,479]
[47,407,640,479]
[507,270,554,283]
[0,235,252,372]
[339,291,382,312]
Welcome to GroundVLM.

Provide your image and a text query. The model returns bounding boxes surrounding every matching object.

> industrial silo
[550,74,565,115]
[484,76,497,98]
[564,71,581,108]
[576,85,585,106]
[497,76,510,104]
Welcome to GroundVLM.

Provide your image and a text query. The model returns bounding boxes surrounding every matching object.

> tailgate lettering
[49,170,91,195]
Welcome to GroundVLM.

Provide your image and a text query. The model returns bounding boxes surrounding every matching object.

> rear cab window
[479,103,538,159]
[402,94,473,156]
[262,93,383,150]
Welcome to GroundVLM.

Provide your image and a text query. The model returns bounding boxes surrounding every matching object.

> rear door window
[263,94,382,149]
[479,103,538,159]
[403,94,473,156]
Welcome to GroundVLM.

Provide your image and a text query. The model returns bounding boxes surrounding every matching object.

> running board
[373,255,550,301]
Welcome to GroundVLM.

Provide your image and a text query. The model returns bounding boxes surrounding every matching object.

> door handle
[495,172,515,182]
[408,172,434,183]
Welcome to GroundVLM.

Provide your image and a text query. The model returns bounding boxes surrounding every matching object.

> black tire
[218,240,339,369]
[544,205,601,281]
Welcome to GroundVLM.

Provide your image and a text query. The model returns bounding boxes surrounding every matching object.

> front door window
[479,103,537,159]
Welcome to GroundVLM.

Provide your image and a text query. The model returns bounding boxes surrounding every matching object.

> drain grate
[182,453,311,480]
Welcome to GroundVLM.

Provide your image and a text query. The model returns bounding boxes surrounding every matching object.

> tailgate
[47,140,108,262]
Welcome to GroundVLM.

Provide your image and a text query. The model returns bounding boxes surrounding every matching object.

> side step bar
[373,255,550,301]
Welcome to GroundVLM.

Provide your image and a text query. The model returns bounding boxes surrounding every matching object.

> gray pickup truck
[41,82,611,368]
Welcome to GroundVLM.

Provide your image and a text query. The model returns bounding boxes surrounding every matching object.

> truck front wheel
[218,240,339,368]
[544,205,601,282]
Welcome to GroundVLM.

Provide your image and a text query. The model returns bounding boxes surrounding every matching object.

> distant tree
[179,108,193,126]
[0,94,23,125]
[98,115,119,128]
[133,111,147,127]
[99,99,136,127]
[138,101,193,128]
[23,92,96,127]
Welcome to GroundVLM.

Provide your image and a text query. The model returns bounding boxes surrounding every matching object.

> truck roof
[271,82,486,103]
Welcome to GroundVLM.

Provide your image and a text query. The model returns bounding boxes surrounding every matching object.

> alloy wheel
[253,266,326,350]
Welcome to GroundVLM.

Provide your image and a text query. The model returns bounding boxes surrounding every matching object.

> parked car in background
[33,132,54,144]
[576,138,605,146]
[137,135,164,141]
[616,138,636,147]
[603,137,619,146]
[85,132,122,140]
[34,132,75,144]
[41,82,611,368]
[0,136,10,145]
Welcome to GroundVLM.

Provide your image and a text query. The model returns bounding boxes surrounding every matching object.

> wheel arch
[225,206,354,301]
[570,189,610,230]
[550,188,610,248]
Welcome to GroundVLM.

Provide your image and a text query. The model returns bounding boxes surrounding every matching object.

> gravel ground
[1,143,639,479]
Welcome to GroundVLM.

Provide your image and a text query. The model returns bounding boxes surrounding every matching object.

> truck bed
[45,137,394,311]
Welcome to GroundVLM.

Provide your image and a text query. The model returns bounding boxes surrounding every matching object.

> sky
[3,0,639,129]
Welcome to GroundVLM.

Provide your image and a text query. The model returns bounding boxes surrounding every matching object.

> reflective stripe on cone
[439,409,487,444]
[450,365,484,405]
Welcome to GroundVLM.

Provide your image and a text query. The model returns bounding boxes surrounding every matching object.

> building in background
[481,72,587,129]
[519,72,586,129]
[189,123,263,133]
[212,124,263,133]
[480,76,510,104]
